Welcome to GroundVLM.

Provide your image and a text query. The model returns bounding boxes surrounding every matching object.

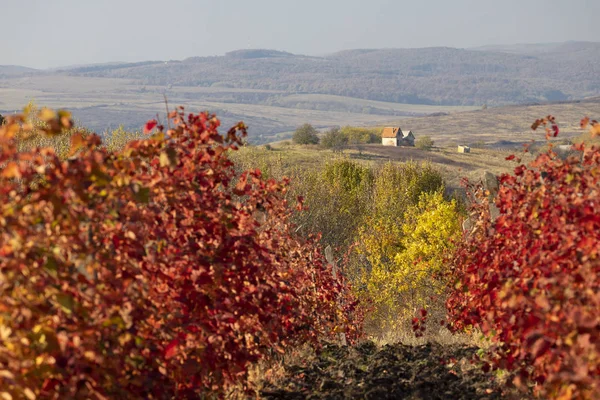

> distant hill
[471,41,599,55]
[58,41,600,106]
[0,65,39,77]
[223,49,297,59]
[1,42,598,142]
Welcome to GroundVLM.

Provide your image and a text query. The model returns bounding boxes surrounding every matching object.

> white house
[381,127,415,147]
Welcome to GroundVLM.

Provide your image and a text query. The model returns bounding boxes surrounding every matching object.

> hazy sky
[2,0,599,69]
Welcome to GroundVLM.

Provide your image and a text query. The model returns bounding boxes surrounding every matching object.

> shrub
[293,123,319,145]
[0,108,362,398]
[320,127,348,152]
[415,136,434,150]
[289,159,373,253]
[447,119,600,399]
[339,126,380,144]
[264,143,272,151]
[9,102,95,159]
[353,162,448,331]
[102,125,145,152]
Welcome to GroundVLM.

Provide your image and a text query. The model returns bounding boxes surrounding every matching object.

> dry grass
[235,142,520,191]
[388,97,600,147]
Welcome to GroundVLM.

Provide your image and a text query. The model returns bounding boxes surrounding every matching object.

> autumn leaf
[164,339,180,360]
[37,107,56,122]
[580,116,590,129]
[69,133,86,156]
[1,162,22,179]
[159,147,178,168]
[144,119,158,134]
[591,122,600,137]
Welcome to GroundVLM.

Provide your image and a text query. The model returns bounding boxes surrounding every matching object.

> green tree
[415,136,434,150]
[320,127,348,152]
[293,123,320,145]
[340,126,380,144]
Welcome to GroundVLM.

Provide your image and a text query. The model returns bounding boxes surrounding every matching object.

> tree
[293,123,320,145]
[352,162,447,329]
[320,127,348,152]
[0,113,4,125]
[415,136,434,150]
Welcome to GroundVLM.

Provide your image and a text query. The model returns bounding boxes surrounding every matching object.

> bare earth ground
[260,342,527,400]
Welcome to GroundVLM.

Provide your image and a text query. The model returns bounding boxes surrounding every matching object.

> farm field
[386,96,600,147]
[260,342,521,399]
[255,97,600,188]
[0,75,477,144]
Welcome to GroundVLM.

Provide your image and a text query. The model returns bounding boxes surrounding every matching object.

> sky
[2,0,599,69]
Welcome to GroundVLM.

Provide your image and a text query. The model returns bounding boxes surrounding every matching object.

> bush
[320,127,348,152]
[289,159,373,253]
[0,108,362,398]
[415,136,434,150]
[264,143,272,150]
[447,128,600,398]
[9,102,96,159]
[293,123,320,145]
[102,125,145,152]
[340,126,380,144]
[353,162,448,331]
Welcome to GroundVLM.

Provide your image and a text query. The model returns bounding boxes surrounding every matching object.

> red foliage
[0,109,363,398]
[447,143,600,398]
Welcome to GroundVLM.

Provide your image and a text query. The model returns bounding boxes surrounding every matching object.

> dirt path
[261,342,523,400]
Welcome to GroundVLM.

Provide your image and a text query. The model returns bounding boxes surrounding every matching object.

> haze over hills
[1,41,598,142]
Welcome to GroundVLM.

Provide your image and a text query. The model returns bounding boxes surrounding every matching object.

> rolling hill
[0,41,598,142]
[59,41,600,106]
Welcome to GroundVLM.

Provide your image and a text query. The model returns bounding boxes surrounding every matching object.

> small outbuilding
[457,145,471,153]
[381,127,415,147]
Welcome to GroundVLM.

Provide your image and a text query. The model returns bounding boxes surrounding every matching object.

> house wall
[400,137,415,147]
[382,138,398,146]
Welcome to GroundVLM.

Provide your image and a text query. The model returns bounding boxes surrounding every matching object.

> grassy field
[388,97,600,147]
[249,98,600,189]
[233,142,520,194]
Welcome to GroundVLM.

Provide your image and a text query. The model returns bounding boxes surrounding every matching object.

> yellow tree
[357,183,461,331]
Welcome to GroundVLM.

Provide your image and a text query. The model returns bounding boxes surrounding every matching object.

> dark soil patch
[351,145,477,171]
[261,342,524,400]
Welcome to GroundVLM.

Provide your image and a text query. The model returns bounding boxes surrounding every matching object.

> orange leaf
[580,116,590,129]
[1,162,22,179]
[591,122,600,138]
[69,133,85,156]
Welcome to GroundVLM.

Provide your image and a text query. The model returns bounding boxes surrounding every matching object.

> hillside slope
[60,42,600,106]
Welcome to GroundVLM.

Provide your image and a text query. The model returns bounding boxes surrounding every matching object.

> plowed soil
[261,342,527,400]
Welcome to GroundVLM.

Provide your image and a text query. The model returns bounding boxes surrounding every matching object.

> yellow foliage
[357,190,461,330]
